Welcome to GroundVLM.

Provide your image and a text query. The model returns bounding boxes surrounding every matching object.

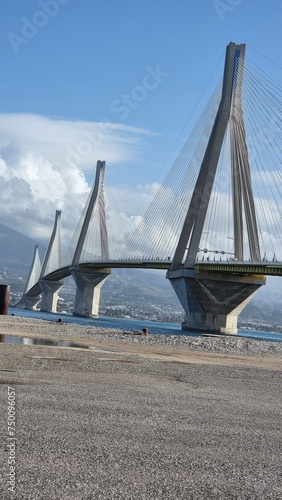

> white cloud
[0,113,153,171]
[0,113,156,245]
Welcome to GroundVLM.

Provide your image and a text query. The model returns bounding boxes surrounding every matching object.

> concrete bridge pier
[20,296,41,311]
[71,267,111,317]
[167,269,265,335]
[39,280,64,313]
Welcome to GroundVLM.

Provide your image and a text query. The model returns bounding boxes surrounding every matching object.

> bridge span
[195,262,282,277]
[38,259,282,283]
[24,260,173,299]
[23,258,282,301]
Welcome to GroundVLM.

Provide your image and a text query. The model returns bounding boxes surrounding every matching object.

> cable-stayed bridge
[17,42,282,334]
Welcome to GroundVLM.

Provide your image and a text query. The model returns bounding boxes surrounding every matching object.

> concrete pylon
[71,160,111,317]
[170,269,265,334]
[39,280,63,313]
[39,210,63,313]
[71,267,110,317]
[167,43,265,334]
[19,245,41,310]
[20,296,41,310]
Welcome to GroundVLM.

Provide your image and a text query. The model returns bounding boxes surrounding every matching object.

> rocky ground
[0,316,281,499]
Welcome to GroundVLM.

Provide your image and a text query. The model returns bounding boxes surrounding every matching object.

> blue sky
[0,0,281,242]
[1,1,280,124]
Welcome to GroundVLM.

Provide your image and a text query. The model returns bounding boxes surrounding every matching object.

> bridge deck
[25,260,282,298]
[195,261,282,276]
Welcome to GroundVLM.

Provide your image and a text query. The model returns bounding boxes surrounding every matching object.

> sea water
[7,308,282,343]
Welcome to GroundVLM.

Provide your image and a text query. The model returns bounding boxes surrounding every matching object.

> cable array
[59,54,282,267]
[121,58,282,264]
[120,81,223,261]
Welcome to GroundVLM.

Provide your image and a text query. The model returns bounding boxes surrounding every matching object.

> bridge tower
[39,210,64,313]
[71,160,111,317]
[20,244,42,310]
[167,42,265,335]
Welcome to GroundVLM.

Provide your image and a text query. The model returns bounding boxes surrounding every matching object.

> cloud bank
[0,113,155,247]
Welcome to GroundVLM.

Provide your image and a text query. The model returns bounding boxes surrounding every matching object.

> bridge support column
[71,267,111,317]
[167,269,265,335]
[20,296,41,311]
[39,280,63,313]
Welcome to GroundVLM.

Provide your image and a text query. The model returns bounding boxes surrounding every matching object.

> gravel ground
[0,316,282,499]
[1,315,282,356]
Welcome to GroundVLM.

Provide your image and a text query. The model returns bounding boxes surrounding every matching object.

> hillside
[0,222,42,266]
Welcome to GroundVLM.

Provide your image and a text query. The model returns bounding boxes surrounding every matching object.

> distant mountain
[101,268,181,307]
[0,222,43,268]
